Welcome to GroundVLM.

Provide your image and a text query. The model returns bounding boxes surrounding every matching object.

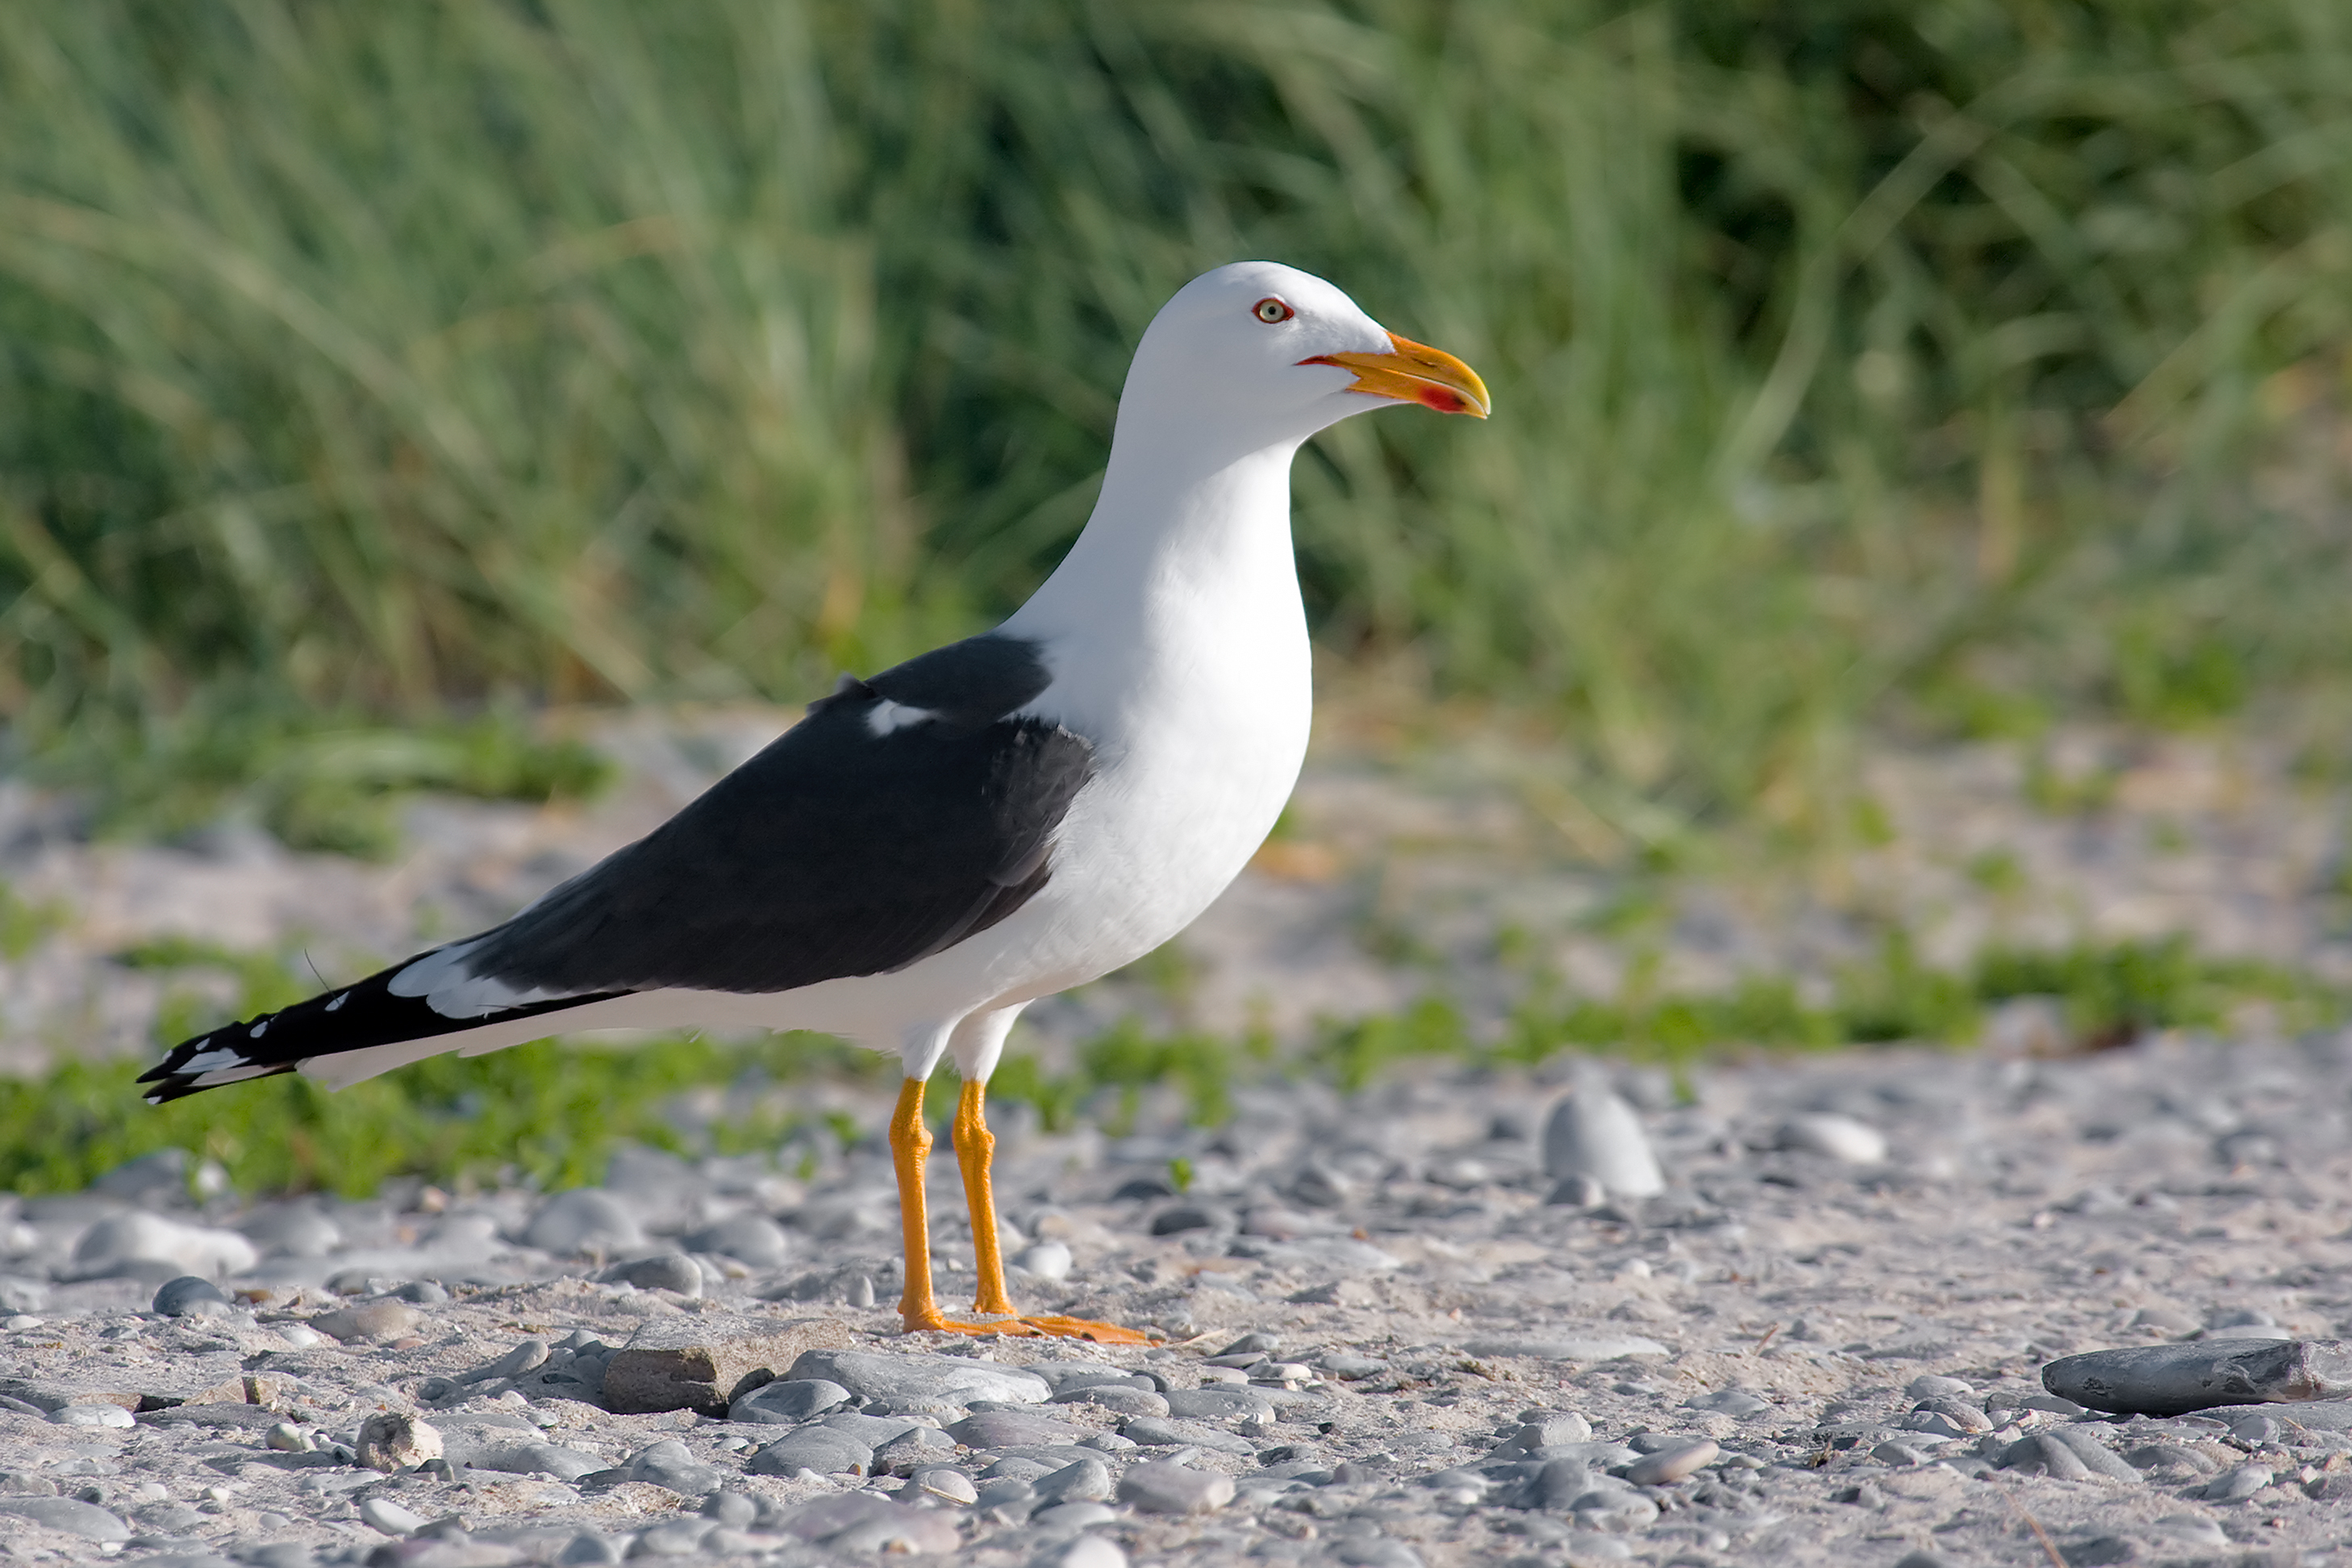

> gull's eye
[1253,297,1295,323]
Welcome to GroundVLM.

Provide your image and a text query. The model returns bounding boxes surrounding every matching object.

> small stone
[628,1520,712,1558]
[597,1253,703,1296]
[1460,1334,1670,1362]
[356,1413,445,1472]
[2042,1338,2352,1416]
[1050,1383,1167,1417]
[1905,1374,1975,1402]
[621,1439,723,1496]
[240,1204,343,1258]
[0,1497,131,1541]
[2202,1462,2275,1501]
[605,1313,854,1416]
[949,1408,1086,1448]
[152,1275,231,1318]
[785,1346,1050,1413]
[1032,1456,1114,1503]
[69,1212,258,1278]
[48,1403,133,1428]
[1520,1456,1591,1510]
[1889,1554,1956,1568]
[468,1441,607,1482]
[265,1421,312,1452]
[558,1533,626,1566]
[310,1301,424,1343]
[1116,1461,1235,1515]
[1626,1438,1717,1485]
[1119,1415,1256,1453]
[1683,1389,1770,1417]
[1012,1241,1073,1280]
[469,1337,551,1384]
[746,1427,874,1477]
[522,1189,644,1255]
[1903,1396,1993,1436]
[908,1466,978,1505]
[701,1491,759,1528]
[873,1426,956,1474]
[682,1214,790,1270]
[1161,1386,1275,1424]
[1033,1533,1128,1568]
[394,1279,451,1304]
[1316,1351,1389,1380]
[1149,1205,1221,1236]
[1541,1080,1665,1197]
[1494,1414,1593,1454]
[729,1378,853,1424]
[360,1495,429,1536]
[1776,1112,1887,1164]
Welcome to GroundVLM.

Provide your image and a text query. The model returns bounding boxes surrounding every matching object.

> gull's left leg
[950,1007,1149,1344]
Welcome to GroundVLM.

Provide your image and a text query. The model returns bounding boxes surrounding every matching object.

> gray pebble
[621,1438,723,1495]
[358,1495,427,1536]
[558,1533,627,1566]
[1120,1415,1257,1453]
[1683,1388,1770,1417]
[1161,1385,1275,1424]
[907,1465,978,1504]
[596,1252,701,1296]
[628,1519,711,1557]
[700,1490,759,1527]
[2203,1462,2275,1501]
[1116,1460,1235,1515]
[747,1426,874,1476]
[50,1402,133,1428]
[356,1413,444,1472]
[1625,1437,1717,1485]
[1012,1241,1074,1280]
[1905,1374,1976,1403]
[1049,1382,1168,1417]
[1031,1537,1127,1568]
[522,1189,644,1254]
[949,1408,1086,1448]
[786,1347,1049,1412]
[682,1214,790,1269]
[240,1204,342,1258]
[730,1378,852,1423]
[2045,1337,2352,1416]
[1032,1455,1114,1503]
[1316,1351,1389,1380]
[152,1274,231,1318]
[1541,1081,1664,1197]
[0,1496,131,1541]
[1031,1500,1118,1531]
[1776,1111,1887,1163]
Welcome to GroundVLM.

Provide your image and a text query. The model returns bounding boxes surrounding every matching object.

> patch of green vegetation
[43,698,611,856]
[0,880,67,960]
[4,924,2337,1196]
[1966,849,2028,896]
[1,2,2349,844]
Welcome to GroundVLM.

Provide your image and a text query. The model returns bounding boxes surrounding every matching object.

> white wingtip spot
[865,699,935,737]
[326,992,348,1011]
[248,1020,268,1038]
[177,1048,248,1074]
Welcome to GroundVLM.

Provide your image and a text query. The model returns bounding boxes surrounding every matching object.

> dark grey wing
[140,634,1090,1102]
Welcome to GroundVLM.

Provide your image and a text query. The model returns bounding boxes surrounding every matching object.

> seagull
[140,261,1487,1340]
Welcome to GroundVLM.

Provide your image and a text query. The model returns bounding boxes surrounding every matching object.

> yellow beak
[1301,332,1490,418]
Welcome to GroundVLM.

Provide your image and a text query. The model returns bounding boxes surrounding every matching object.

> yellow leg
[954,1079,1017,1316]
[951,1077,1150,1345]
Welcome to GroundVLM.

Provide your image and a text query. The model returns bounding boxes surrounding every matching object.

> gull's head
[1119,261,1488,447]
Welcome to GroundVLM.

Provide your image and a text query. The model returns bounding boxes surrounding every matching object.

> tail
[138,946,628,1103]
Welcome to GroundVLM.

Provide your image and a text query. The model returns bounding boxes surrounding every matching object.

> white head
[1110,261,1487,459]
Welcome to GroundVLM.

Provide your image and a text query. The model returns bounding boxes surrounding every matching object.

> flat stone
[746,1426,874,1477]
[1119,1415,1257,1454]
[948,1409,1086,1449]
[729,1378,852,1424]
[467,1442,607,1483]
[311,1301,424,1343]
[605,1313,853,1416]
[907,1465,978,1504]
[2000,1429,2141,1483]
[0,1496,131,1541]
[1541,1080,1665,1196]
[1462,1334,1670,1362]
[1032,1455,1115,1503]
[2045,1339,2352,1416]
[1161,1385,1276,1424]
[621,1439,723,1495]
[357,1413,444,1471]
[1116,1460,1234,1515]
[241,1204,343,1258]
[683,1215,790,1270]
[1316,1351,1388,1380]
[819,1505,959,1555]
[522,1189,644,1255]
[1036,1539,1128,1568]
[69,1213,257,1278]
[1050,1383,1167,1417]
[152,1275,231,1318]
[597,1253,702,1296]
[785,1347,1049,1414]
[1776,1112,1887,1163]
[770,1492,902,1542]
[1626,1438,1716,1484]
[2204,1462,2275,1500]
[360,1495,428,1535]
[49,1400,132,1427]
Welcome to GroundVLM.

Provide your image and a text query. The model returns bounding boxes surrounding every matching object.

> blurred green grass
[2,1,2348,843]
[6,928,2328,1196]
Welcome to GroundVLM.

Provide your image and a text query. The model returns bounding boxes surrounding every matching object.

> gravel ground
[10,1031,2352,1564]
